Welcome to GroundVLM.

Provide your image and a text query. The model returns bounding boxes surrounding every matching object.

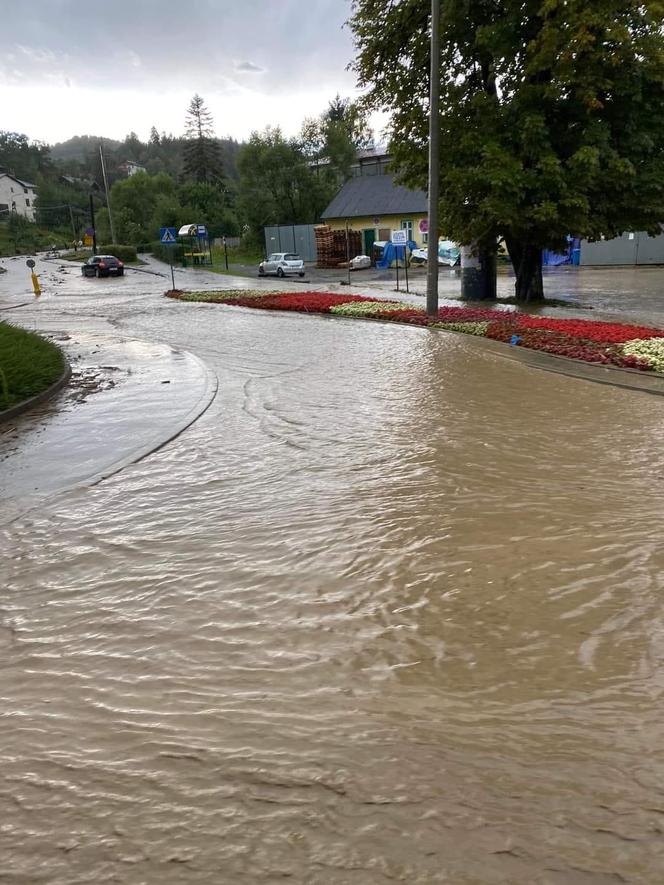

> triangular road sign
[160,228,176,243]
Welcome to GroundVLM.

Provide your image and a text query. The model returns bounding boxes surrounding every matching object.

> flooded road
[2,264,664,883]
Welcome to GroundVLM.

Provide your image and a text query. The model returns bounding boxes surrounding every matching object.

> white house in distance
[0,172,37,221]
[120,161,146,177]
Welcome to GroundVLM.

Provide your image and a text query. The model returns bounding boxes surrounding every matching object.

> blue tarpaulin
[543,237,581,266]
[376,240,418,269]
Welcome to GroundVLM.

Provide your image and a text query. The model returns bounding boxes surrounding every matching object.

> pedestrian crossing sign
[160,227,177,245]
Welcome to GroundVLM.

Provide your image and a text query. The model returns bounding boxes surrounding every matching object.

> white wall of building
[0,174,37,222]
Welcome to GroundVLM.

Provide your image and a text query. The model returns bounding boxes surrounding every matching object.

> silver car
[259,252,305,278]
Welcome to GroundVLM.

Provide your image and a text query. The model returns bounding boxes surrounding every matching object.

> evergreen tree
[183,94,224,184]
[124,131,141,161]
[149,126,160,146]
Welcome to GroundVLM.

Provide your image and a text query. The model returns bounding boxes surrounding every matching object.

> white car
[259,252,305,278]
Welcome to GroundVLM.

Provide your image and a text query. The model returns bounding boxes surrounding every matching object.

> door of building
[363,228,376,256]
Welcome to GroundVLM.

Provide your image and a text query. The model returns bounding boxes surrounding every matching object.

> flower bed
[622,337,664,372]
[431,321,490,336]
[165,289,664,375]
[329,300,415,317]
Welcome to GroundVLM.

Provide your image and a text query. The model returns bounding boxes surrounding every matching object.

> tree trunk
[505,237,544,303]
[460,241,497,300]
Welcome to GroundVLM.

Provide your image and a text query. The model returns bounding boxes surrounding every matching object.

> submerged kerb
[164,289,664,375]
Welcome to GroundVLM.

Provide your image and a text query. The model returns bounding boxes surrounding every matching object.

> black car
[81,255,124,278]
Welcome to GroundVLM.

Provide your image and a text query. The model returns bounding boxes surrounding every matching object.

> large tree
[350,0,664,302]
[183,94,224,184]
[0,131,52,182]
[237,127,331,242]
[301,94,374,181]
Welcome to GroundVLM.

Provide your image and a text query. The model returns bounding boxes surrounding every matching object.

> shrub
[98,244,137,262]
[152,241,184,264]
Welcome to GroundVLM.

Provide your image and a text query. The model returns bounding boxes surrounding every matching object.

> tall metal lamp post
[426,0,441,317]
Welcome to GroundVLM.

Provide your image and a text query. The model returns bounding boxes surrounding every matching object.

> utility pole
[99,143,116,244]
[68,204,76,239]
[89,194,97,255]
[426,0,441,317]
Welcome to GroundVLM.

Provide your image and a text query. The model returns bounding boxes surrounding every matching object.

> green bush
[151,241,184,264]
[97,243,137,262]
[135,242,153,254]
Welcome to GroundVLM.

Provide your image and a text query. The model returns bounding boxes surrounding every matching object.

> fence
[580,231,664,265]
[264,224,317,263]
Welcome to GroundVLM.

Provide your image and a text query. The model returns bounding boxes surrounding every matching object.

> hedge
[151,241,184,264]
[98,244,137,262]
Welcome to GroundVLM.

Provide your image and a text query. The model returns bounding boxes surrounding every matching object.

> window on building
[23,188,28,194]
[25,199,30,206]
[400,220,413,239]
[422,232,429,245]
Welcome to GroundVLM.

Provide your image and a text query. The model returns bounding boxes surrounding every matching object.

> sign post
[223,235,229,270]
[404,244,409,294]
[160,227,178,290]
[391,229,408,293]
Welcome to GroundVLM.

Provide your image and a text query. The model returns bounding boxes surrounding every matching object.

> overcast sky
[2,0,383,145]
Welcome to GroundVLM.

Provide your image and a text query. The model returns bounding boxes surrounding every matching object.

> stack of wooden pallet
[314,225,336,267]
[314,225,364,268]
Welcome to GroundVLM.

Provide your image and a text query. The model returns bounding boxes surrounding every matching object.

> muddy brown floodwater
[2,270,664,883]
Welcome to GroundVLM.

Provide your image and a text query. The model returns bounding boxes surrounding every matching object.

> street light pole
[426,0,441,317]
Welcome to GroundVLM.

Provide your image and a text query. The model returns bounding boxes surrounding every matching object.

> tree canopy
[237,128,329,242]
[1,91,365,252]
[350,0,664,301]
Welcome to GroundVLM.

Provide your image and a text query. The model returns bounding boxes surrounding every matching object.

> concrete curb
[168,294,664,397]
[1,336,218,515]
[0,350,71,424]
[0,301,32,311]
[476,336,664,396]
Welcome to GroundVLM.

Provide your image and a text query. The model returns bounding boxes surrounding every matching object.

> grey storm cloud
[1,0,357,93]
[235,61,265,74]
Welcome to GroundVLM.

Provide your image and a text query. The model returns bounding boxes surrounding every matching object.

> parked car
[81,255,124,278]
[258,253,305,277]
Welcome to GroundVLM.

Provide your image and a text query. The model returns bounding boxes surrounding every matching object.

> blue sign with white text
[160,227,177,245]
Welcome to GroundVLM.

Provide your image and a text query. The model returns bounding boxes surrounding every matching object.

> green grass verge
[0,221,73,258]
[58,250,93,262]
[212,245,264,265]
[196,245,264,275]
[0,322,66,410]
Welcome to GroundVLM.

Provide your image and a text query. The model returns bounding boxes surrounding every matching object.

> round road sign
[26,259,35,269]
